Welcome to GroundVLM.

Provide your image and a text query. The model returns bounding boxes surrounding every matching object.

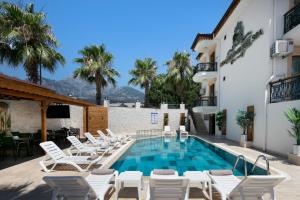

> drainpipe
[264,0,277,152]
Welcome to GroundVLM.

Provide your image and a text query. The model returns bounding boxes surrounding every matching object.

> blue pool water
[112,136,267,176]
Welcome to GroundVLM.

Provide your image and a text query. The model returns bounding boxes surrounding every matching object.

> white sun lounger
[164,126,171,132]
[84,132,109,146]
[146,176,190,200]
[179,126,186,132]
[43,171,118,200]
[67,136,110,156]
[209,173,286,200]
[97,130,121,147]
[106,128,131,142]
[39,141,103,172]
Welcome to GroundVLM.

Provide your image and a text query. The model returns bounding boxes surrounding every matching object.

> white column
[103,99,110,107]
[180,103,185,112]
[160,103,168,111]
[135,101,141,109]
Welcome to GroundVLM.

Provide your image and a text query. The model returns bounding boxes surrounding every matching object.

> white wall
[108,106,188,135]
[266,100,300,155]
[2,100,83,134]
[216,0,290,151]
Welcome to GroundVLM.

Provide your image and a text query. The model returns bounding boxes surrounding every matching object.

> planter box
[293,145,300,155]
[240,135,252,148]
[288,153,300,166]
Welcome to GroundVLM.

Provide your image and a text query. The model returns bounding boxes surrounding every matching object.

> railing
[232,155,248,176]
[135,129,163,140]
[250,155,270,175]
[269,74,300,103]
[194,96,217,106]
[195,62,217,72]
[284,3,300,33]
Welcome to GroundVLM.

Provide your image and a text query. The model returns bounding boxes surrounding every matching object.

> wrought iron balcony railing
[195,62,217,72]
[269,74,300,103]
[284,3,300,33]
[194,96,217,107]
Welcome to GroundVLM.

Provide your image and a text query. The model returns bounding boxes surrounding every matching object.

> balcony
[193,62,218,83]
[269,74,300,103]
[283,4,300,45]
[193,96,218,114]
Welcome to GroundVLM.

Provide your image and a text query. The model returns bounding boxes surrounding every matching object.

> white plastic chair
[39,141,102,172]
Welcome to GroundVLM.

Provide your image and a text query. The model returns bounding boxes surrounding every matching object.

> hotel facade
[191,0,300,156]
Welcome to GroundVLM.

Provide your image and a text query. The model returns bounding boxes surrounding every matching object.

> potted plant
[285,108,300,155]
[216,111,225,132]
[236,110,254,147]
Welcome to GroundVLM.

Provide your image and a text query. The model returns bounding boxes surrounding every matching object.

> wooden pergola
[0,74,95,141]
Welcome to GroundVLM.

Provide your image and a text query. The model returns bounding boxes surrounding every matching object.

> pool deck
[0,135,300,199]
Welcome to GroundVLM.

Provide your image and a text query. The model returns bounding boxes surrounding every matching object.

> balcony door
[292,56,300,75]
[210,52,215,63]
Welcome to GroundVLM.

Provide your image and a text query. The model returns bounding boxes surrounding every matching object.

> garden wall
[108,104,187,135]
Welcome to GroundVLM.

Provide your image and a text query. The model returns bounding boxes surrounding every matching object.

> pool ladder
[232,154,270,176]
[251,155,270,175]
[232,155,248,176]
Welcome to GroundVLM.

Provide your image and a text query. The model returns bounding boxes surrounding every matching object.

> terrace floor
[0,135,299,199]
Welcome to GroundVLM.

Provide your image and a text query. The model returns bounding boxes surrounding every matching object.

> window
[292,56,300,75]
[151,112,158,124]
[295,0,300,6]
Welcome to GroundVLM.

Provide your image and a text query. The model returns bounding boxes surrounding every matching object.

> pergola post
[83,106,89,134]
[40,100,49,142]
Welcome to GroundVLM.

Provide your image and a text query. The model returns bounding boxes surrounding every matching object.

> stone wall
[108,104,188,135]
[2,100,83,134]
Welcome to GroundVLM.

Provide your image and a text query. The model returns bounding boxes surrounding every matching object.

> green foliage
[285,108,300,145]
[147,51,201,108]
[236,110,254,135]
[0,2,65,83]
[216,111,225,131]
[128,58,157,107]
[148,74,180,107]
[74,44,120,105]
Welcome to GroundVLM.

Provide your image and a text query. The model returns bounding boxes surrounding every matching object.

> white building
[191,0,300,156]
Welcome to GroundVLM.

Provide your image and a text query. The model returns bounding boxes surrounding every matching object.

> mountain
[42,77,144,103]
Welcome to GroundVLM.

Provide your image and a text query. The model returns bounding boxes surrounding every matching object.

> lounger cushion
[209,169,233,176]
[153,169,176,175]
[88,154,100,160]
[91,169,115,175]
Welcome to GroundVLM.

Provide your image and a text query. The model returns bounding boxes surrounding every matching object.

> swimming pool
[112,136,267,176]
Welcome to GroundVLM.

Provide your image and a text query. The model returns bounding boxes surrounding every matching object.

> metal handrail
[232,155,248,176]
[250,155,270,175]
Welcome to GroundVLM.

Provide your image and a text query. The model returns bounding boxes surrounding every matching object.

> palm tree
[0,2,65,84]
[166,51,193,102]
[129,58,157,107]
[73,44,120,105]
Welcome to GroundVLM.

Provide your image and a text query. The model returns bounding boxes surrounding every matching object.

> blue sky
[1,0,231,87]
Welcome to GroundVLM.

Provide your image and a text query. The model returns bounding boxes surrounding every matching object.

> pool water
[112,136,267,176]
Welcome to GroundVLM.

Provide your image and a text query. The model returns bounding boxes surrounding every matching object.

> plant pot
[240,134,247,147]
[293,145,300,156]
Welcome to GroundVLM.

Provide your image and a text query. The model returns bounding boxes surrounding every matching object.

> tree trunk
[144,82,149,107]
[26,64,39,84]
[95,72,102,105]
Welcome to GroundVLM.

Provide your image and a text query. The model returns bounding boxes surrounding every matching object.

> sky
[0,0,232,87]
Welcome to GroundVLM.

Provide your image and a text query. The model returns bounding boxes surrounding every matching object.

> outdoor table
[116,171,143,200]
[184,171,212,200]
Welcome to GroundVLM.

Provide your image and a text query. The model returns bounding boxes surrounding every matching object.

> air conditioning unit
[270,40,293,57]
